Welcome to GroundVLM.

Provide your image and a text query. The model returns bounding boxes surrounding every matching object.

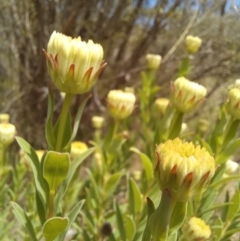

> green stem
[0,145,7,173]
[168,110,183,139]
[48,190,55,218]
[149,189,176,241]
[112,119,119,139]
[55,93,73,152]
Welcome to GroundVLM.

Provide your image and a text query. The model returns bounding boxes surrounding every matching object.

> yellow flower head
[170,77,207,113]
[92,116,104,129]
[226,88,240,119]
[0,113,10,124]
[145,54,162,70]
[182,217,211,241]
[185,35,202,54]
[70,141,88,160]
[154,98,169,116]
[107,90,136,120]
[155,138,215,202]
[0,123,16,146]
[44,31,105,94]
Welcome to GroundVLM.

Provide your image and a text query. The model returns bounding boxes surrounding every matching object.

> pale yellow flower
[0,113,10,124]
[170,77,207,113]
[107,90,136,119]
[145,54,162,70]
[70,141,88,160]
[154,98,169,116]
[185,35,202,54]
[44,31,105,94]
[155,138,215,202]
[226,88,240,119]
[0,123,16,146]
[182,217,211,241]
[92,116,104,129]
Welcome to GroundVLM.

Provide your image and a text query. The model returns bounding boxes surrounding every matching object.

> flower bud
[107,90,136,119]
[44,31,105,94]
[0,123,16,146]
[170,77,207,113]
[182,217,211,241]
[155,138,215,202]
[0,113,10,124]
[70,141,88,160]
[185,35,202,54]
[226,88,240,119]
[154,98,169,116]
[146,54,162,70]
[197,119,210,134]
[92,116,104,129]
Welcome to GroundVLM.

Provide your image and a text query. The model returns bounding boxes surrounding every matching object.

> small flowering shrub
[1,32,240,241]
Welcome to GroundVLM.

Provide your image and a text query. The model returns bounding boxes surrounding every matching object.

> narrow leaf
[115,201,126,241]
[11,202,38,241]
[130,147,153,180]
[16,137,46,203]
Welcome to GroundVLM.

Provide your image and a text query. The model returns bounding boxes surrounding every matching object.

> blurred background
[1,0,240,148]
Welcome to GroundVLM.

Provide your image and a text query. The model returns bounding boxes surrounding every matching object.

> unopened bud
[170,77,207,113]
[92,116,104,129]
[185,35,202,54]
[107,90,136,120]
[146,54,162,70]
[0,123,16,146]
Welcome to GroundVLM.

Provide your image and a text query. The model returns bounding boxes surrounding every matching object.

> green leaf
[58,200,85,241]
[168,232,177,241]
[36,191,46,225]
[169,202,187,232]
[42,217,69,241]
[64,96,90,151]
[43,151,70,192]
[16,137,46,204]
[222,192,230,222]
[11,202,38,241]
[115,201,126,241]
[197,190,218,215]
[211,163,226,183]
[227,190,240,221]
[104,171,123,199]
[222,119,240,149]
[216,138,240,164]
[86,169,100,205]
[108,133,127,155]
[124,215,136,240]
[45,86,56,149]
[64,148,94,190]
[168,111,183,140]
[142,197,155,241]
[128,177,143,215]
[130,147,153,181]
